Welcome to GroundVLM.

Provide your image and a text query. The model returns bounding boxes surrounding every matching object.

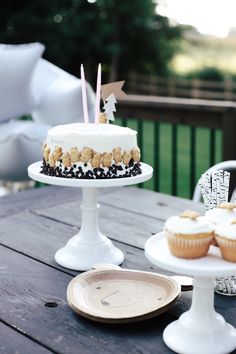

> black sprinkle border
[40,159,142,179]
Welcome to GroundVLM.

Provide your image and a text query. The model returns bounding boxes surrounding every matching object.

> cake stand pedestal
[145,233,236,354]
[28,161,152,271]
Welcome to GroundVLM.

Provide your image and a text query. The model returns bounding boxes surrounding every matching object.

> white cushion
[0,43,45,122]
[0,120,49,181]
[32,59,95,125]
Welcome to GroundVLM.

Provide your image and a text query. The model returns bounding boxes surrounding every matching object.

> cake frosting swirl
[41,123,142,179]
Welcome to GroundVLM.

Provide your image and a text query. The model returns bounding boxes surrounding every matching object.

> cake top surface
[46,123,138,153]
[165,211,214,234]
[48,123,136,138]
[215,220,236,240]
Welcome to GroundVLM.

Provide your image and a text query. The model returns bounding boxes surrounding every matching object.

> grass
[171,35,236,75]
[116,118,222,199]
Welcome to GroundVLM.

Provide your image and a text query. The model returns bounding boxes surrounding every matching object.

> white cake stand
[28,161,153,271]
[145,233,236,354]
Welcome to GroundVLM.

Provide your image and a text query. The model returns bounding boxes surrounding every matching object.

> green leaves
[0,0,182,81]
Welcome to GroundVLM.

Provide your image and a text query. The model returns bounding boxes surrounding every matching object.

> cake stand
[145,233,236,354]
[28,161,153,271]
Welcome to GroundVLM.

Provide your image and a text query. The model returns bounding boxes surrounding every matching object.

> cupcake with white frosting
[164,210,214,259]
[205,203,236,246]
[215,220,236,262]
[205,202,236,225]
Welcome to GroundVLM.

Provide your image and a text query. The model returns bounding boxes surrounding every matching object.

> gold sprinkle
[180,210,200,220]
[217,202,236,210]
[231,219,236,225]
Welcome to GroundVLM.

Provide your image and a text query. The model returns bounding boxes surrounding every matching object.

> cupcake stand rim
[28,161,153,271]
[145,233,236,354]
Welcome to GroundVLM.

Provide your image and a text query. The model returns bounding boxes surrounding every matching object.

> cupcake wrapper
[215,236,236,263]
[166,232,213,259]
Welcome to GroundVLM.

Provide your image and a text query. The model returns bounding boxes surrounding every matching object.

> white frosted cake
[41,123,142,179]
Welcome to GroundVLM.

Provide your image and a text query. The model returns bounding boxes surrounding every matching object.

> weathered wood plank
[0,245,176,354]
[0,211,167,276]
[0,322,52,354]
[0,185,116,219]
[31,188,205,249]
[1,244,236,354]
[99,187,205,220]
[33,200,161,249]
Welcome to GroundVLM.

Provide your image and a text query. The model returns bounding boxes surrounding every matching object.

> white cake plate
[28,161,153,271]
[145,233,236,354]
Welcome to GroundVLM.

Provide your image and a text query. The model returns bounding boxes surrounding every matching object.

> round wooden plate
[67,268,180,323]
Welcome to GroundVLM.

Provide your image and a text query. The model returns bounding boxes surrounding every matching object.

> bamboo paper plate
[67,267,181,323]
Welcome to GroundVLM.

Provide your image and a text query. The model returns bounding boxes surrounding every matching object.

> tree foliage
[0,0,182,82]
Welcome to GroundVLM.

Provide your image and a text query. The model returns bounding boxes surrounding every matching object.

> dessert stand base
[164,315,236,354]
[163,277,236,354]
[55,234,124,271]
[145,233,236,354]
[28,161,153,271]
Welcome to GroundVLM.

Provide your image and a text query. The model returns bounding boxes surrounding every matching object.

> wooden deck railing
[117,95,236,198]
[128,74,236,100]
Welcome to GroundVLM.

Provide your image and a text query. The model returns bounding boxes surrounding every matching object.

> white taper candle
[95,63,101,124]
[80,64,89,124]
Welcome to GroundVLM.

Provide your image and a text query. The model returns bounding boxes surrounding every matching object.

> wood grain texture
[2,185,234,354]
[0,322,52,354]
[99,187,205,219]
[0,185,116,219]
[0,211,170,276]
[33,200,161,249]
[0,246,176,354]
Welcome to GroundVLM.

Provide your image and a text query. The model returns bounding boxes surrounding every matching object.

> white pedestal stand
[28,161,152,271]
[145,233,236,354]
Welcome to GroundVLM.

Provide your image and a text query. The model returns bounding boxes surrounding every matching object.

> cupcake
[164,210,214,259]
[205,203,236,246]
[205,202,236,224]
[215,220,236,262]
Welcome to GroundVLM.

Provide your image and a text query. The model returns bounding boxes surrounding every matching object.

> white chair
[192,160,236,202]
[193,161,236,296]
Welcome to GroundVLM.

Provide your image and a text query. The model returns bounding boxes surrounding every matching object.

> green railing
[116,95,236,199]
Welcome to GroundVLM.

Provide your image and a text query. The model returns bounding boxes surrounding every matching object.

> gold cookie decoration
[180,210,201,220]
[217,202,236,210]
[131,147,141,162]
[44,147,50,162]
[123,150,131,165]
[102,152,112,167]
[70,147,80,163]
[112,147,123,164]
[62,153,71,167]
[49,154,55,167]
[91,153,102,168]
[53,145,62,161]
[81,147,93,163]
[44,144,142,170]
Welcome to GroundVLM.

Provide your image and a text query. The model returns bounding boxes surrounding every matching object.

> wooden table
[1,185,236,354]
